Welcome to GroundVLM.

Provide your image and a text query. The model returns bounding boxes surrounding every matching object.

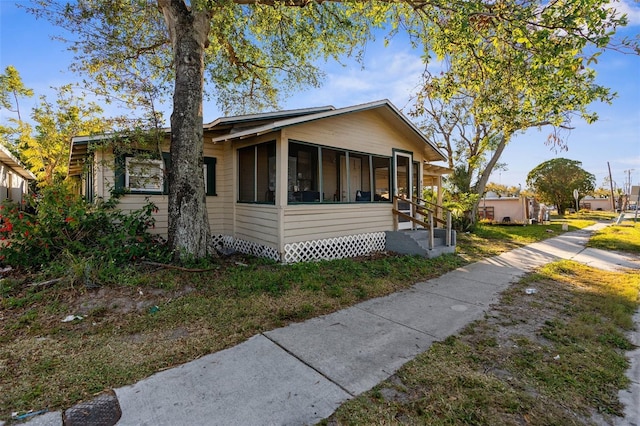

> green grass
[474,222,584,243]
[326,260,640,425]
[588,222,640,254]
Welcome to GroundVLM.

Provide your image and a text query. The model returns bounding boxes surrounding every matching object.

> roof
[210,99,447,162]
[0,145,36,180]
[203,106,335,131]
[423,163,452,176]
[68,100,449,175]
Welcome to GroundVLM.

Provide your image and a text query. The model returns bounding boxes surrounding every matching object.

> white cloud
[608,0,640,26]
[614,155,640,166]
[287,48,427,113]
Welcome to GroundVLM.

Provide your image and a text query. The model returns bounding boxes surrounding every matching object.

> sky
[1,1,639,193]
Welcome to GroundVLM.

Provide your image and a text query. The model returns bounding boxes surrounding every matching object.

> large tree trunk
[159,0,212,260]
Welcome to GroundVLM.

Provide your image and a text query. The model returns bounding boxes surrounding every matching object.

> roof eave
[0,145,36,180]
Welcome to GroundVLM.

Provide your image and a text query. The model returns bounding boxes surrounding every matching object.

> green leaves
[526,158,596,213]
[21,85,108,186]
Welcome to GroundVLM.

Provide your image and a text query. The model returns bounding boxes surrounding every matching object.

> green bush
[0,185,169,271]
[444,192,480,231]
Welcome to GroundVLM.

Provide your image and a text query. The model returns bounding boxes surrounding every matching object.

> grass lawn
[0,213,635,422]
[588,221,640,254]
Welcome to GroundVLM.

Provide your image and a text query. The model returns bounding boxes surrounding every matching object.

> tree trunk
[159,0,212,260]
[470,133,508,224]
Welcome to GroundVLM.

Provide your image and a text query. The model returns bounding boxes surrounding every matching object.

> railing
[392,196,453,249]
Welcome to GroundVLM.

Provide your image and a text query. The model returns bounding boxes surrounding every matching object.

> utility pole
[624,169,634,211]
[608,162,615,211]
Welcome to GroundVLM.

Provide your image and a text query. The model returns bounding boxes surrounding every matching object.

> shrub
[0,184,169,271]
[444,192,480,232]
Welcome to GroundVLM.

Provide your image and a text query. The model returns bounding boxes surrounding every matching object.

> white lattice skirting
[283,232,386,263]
[212,232,386,263]
[211,234,281,262]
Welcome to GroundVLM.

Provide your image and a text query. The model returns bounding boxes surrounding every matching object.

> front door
[394,151,413,230]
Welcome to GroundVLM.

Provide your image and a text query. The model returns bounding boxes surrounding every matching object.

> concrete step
[385,229,456,258]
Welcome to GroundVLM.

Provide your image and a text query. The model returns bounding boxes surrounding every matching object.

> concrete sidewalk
[18,224,640,426]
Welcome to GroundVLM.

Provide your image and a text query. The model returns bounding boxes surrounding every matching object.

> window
[116,152,216,196]
[288,142,319,202]
[321,148,342,202]
[287,141,391,204]
[238,141,276,203]
[372,156,391,201]
[203,157,217,196]
[125,157,164,192]
[478,206,495,220]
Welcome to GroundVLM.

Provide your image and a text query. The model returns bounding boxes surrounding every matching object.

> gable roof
[0,145,36,180]
[203,105,335,131]
[210,99,447,162]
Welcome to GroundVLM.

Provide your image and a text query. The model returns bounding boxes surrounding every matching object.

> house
[0,145,35,205]
[579,196,613,211]
[69,100,453,262]
[478,194,544,224]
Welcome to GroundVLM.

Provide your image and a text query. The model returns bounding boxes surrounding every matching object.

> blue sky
[1,1,639,192]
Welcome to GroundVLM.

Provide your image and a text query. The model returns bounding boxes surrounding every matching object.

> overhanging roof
[0,145,36,180]
[423,162,453,176]
[203,105,335,130]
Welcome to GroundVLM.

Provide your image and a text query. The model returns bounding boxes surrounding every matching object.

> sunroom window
[238,141,276,203]
[372,156,391,201]
[288,140,391,204]
[288,142,319,202]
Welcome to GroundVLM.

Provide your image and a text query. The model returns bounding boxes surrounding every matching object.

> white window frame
[125,157,164,193]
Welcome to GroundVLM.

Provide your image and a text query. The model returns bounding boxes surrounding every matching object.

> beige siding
[94,146,229,237]
[0,163,29,205]
[118,195,169,235]
[95,151,115,199]
[235,204,279,246]
[481,198,527,223]
[283,204,392,244]
[286,109,426,161]
[203,142,230,234]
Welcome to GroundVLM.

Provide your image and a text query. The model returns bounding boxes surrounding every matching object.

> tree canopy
[410,0,631,223]
[526,158,596,214]
[24,86,108,185]
[0,66,108,185]
[25,0,637,258]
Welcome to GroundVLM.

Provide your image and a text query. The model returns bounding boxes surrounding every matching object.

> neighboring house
[478,195,542,224]
[579,196,613,211]
[69,100,451,262]
[0,145,35,205]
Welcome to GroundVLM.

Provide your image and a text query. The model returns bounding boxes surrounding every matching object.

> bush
[0,185,169,271]
[444,192,480,232]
